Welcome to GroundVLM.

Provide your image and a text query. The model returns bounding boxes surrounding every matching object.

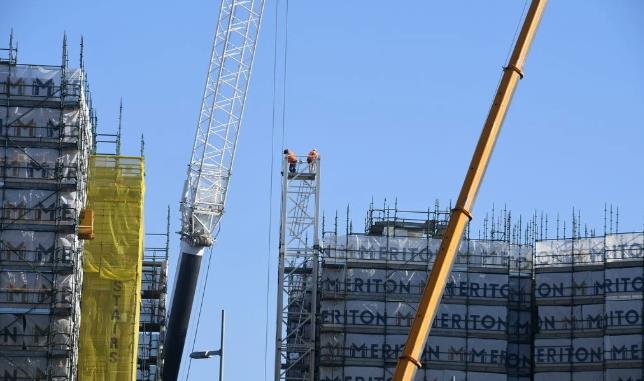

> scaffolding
[77,155,145,381]
[270,141,641,381]
[311,200,643,381]
[137,209,170,381]
[319,202,533,381]
[0,34,94,380]
[275,156,321,381]
[533,232,644,381]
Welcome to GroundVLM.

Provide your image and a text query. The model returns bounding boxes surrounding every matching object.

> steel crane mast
[163,1,265,380]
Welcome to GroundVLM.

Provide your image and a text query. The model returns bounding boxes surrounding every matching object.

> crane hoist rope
[264,1,291,379]
[162,1,266,380]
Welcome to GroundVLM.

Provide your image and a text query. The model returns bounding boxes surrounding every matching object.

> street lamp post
[189,310,225,381]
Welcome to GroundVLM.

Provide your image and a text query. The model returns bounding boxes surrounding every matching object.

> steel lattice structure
[164,1,265,380]
[275,157,321,381]
[181,0,265,245]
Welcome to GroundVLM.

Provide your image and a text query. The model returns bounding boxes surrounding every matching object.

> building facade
[280,202,643,381]
[137,223,169,381]
[534,233,643,381]
[320,211,532,381]
[0,43,94,380]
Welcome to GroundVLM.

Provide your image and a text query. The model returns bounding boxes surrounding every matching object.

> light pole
[189,310,225,381]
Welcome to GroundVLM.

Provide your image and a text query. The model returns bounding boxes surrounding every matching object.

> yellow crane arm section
[392,1,548,380]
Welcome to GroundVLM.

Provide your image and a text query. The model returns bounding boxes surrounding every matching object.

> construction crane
[392,1,547,380]
[163,1,265,380]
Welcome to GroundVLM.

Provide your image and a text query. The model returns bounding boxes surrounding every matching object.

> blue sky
[3,1,643,380]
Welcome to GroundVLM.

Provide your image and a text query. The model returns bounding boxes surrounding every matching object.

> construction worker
[307,149,319,172]
[284,149,297,173]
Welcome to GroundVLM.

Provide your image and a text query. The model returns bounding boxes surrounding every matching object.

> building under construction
[534,233,643,381]
[77,154,145,380]
[0,37,94,380]
[1,2,641,380]
[319,206,533,381]
[0,38,161,381]
[137,213,170,381]
[274,157,643,381]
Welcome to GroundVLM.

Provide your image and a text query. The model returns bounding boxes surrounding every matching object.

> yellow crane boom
[392,1,548,380]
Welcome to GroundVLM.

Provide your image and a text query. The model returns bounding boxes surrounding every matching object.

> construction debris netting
[319,234,533,381]
[0,62,93,380]
[78,155,145,381]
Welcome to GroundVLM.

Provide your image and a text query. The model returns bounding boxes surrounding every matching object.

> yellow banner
[78,156,145,381]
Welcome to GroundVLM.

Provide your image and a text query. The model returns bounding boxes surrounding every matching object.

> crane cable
[181,0,290,378]
[505,0,530,64]
[264,0,289,380]
[281,0,289,149]
[263,0,280,379]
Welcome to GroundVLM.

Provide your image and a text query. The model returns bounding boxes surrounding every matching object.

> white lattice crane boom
[163,1,265,380]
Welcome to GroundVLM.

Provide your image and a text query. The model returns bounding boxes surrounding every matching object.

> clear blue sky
[3,1,643,380]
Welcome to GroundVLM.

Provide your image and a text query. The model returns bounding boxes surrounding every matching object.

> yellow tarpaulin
[78,155,145,381]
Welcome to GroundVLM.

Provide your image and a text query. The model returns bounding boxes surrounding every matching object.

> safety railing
[140,299,165,325]
[536,315,642,334]
[0,80,82,100]
[323,243,531,270]
[319,343,522,370]
[138,331,162,359]
[0,247,76,265]
[0,123,81,141]
[0,287,74,307]
[0,205,77,223]
[319,277,528,302]
[0,330,74,351]
[141,268,167,294]
[0,163,79,182]
[535,234,644,267]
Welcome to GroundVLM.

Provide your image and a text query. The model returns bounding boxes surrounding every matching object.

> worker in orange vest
[284,149,297,173]
[307,149,319,173]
